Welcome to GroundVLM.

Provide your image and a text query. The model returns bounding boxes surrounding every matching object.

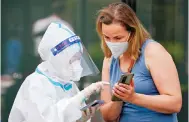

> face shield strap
[51,35,81,56]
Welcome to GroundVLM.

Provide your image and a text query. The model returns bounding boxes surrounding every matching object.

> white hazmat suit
[9,22,109,122]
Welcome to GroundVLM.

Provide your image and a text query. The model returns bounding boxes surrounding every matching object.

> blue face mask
[105,41,129,58]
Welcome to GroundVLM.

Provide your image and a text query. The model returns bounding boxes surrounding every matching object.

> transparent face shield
[51,35,100,78]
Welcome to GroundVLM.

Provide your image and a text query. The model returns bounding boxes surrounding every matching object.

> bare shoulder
[145,41,172,59]
[144,40,175,72]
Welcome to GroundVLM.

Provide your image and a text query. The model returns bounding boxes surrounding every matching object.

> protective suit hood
[38,22,99,82]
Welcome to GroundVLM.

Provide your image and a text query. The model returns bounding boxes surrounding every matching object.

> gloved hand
[76,106,99,122]
[67,81,109,122]
[81,81,110,99]
[69,81,109,112]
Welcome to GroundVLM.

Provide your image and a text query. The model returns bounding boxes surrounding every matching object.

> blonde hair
[96,2,151,60]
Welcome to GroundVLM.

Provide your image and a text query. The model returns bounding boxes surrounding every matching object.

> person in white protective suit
[8,22,109,122]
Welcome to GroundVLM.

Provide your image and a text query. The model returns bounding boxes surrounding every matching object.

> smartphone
[80,100,105,111]
[111,73,134,101]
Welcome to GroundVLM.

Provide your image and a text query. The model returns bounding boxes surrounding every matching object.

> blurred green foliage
[161,41,184,63]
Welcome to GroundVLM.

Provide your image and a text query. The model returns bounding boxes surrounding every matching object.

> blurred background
[1,0,188,122]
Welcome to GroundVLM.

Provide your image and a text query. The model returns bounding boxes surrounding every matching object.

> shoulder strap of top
[141,39,154,53]
[128,39,154,72]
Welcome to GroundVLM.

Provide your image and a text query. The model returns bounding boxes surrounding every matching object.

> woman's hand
[112,79,136,103]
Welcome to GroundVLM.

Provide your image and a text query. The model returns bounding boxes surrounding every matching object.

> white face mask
[69,60,83,81]
[105,41,129,58]
[57,59,83,82]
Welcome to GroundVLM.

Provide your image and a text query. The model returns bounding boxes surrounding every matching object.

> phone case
[112,73,134,101]
[80,100,104,111]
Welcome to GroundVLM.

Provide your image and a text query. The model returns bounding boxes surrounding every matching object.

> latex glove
[69,81,109,111]
[77,106,99,122]
[81,81,110,99]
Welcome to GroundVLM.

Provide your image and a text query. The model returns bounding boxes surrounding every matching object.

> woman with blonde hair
[96,2,182,122]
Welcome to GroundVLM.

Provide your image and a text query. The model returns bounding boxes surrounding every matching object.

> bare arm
[133,42,182,113]
[113,42,182,114]
[100,57,123,121]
